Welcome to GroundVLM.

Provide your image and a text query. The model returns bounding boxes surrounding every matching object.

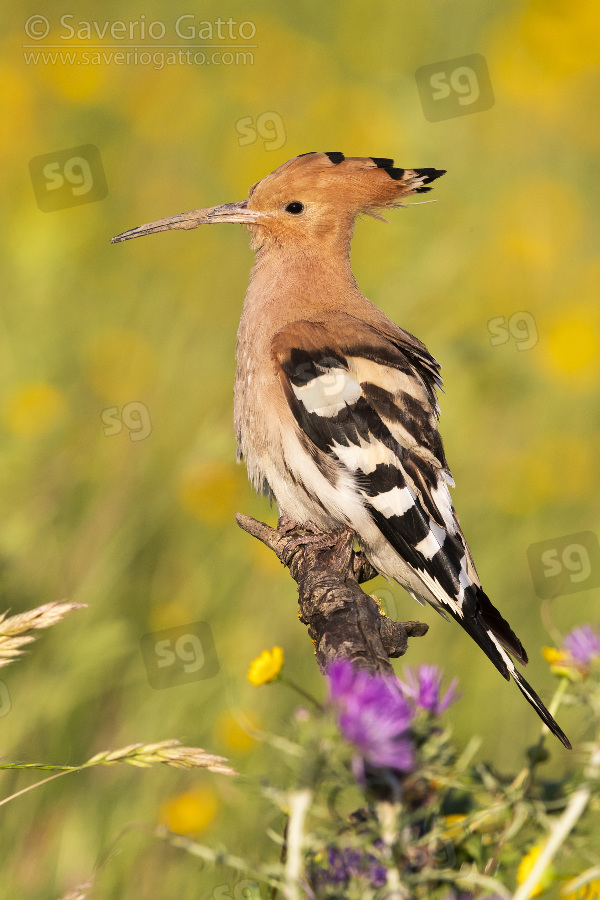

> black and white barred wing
[272,315,571,748]
[272,315,508,635]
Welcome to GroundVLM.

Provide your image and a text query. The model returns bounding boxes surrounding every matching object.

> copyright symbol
[25,15,50,39]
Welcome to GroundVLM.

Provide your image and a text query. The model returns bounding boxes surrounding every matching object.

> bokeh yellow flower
[160,785,219,835]
[247,646,284,686]
[215,710,259,752]
[563,878,600,900]
[541,317,600,381]
[542,646,573,679]
[0,61,36,153]
[2,383,65,438]
[442,814,467,840]
[542,647,567,665]
[41,53,112,103]
[520,0,600,75]
[149,599,195,633]
[517,845,554,897]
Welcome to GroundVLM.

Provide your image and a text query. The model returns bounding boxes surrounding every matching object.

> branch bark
[236,514,428,677]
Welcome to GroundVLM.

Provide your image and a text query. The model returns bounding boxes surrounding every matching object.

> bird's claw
[276,514,301,535]
[277,518,344,556]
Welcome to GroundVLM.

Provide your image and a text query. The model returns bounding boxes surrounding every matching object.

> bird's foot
[276,514,299,535]
[277,518,348,556]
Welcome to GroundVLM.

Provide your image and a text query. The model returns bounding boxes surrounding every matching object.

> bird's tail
[510,666,571,749]
[456,602,572,750]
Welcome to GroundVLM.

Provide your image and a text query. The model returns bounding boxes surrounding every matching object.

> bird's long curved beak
[111,201,267,244]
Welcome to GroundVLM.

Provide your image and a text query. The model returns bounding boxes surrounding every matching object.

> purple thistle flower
[564,625,600,667]
[399,664,459,714]
[327,660,415,777]
[325,847,352,885]
[311,845,388,890]
[369,860,388,888]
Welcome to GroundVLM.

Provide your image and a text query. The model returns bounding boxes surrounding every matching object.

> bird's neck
[245,240,361,320]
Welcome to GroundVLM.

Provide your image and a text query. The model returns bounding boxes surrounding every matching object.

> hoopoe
[112,152,570,748]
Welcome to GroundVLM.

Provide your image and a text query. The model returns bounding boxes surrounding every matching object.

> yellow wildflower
[563,878,600,900]
[517,845,554,897]
[215,710,259,752]
[442,814,467,840]
[3,383,65,437]
[542,647,567,665]
[160,786,218,835]
[542,318,600,380]
[542,647,577,679]
[247,646,284,686]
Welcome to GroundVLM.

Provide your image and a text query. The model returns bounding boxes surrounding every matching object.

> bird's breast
[233,343,363,529]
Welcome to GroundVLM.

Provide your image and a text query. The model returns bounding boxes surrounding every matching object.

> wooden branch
[236,514,428,677]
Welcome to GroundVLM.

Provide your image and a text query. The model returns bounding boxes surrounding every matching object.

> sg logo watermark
[140,621,219,689]
[29,144,108,212]
[236,111,286,151]
[527,532,600,599]
[102,402,152,441]
[488,312,539,351]
[415,54,494,122]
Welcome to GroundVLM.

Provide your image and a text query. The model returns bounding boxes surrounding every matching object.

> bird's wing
[271,314,571,748]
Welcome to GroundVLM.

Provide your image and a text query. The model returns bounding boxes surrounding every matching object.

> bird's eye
[285,201,304,214]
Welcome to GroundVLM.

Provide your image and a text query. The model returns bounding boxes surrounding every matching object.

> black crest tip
[386,167,406,181]
[414,168,446,183]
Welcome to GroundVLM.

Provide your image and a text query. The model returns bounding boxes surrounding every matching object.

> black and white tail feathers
[453,587,571,748]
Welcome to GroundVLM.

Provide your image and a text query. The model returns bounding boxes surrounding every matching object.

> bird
[112,151,570,749]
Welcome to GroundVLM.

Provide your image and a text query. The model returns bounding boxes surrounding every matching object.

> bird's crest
[247,152,445,214]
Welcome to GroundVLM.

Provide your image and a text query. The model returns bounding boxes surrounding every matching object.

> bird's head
[111,152,445,251]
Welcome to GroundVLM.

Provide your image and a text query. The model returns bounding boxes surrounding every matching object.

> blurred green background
[1,0,599,896]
